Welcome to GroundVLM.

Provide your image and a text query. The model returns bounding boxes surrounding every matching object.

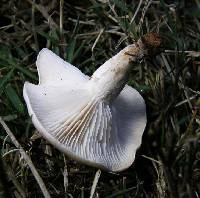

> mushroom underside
[23,48,146,171]
[24,82,146,171]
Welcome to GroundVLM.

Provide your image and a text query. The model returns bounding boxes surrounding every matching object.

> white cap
[23,48,146,172]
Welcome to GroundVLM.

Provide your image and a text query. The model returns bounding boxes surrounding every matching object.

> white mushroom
[23,36,150,172]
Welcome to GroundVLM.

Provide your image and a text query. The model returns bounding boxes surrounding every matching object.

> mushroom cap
[23,48,146,172]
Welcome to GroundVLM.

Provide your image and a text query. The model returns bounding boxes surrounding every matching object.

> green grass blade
[105,187,137,198]
[37,30,58,44]
[5,84,25,114]
[72,41,85,62]
[67,38,76,63]
[15,65,38,81]
[111,0,128,13]
[0,69,14,96]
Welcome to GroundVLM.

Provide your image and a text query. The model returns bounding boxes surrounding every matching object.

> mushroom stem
[88,39,145,102]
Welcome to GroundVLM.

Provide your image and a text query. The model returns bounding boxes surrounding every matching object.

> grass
[0,0,200,197]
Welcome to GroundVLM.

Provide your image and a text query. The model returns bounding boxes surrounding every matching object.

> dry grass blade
[92,28,104,52]
[3,161,26,198]
[0,117,51,198]
[24,0,58,28]
[130,0,143,25]
[90,169,101,198]
[138,0,153,29]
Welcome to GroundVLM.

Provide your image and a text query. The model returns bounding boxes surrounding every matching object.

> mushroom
[23,35,154,172]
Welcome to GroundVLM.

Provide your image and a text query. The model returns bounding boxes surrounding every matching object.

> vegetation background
[0,0,199,197]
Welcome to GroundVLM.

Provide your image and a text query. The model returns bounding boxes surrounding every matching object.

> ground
[0,0,199,197]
